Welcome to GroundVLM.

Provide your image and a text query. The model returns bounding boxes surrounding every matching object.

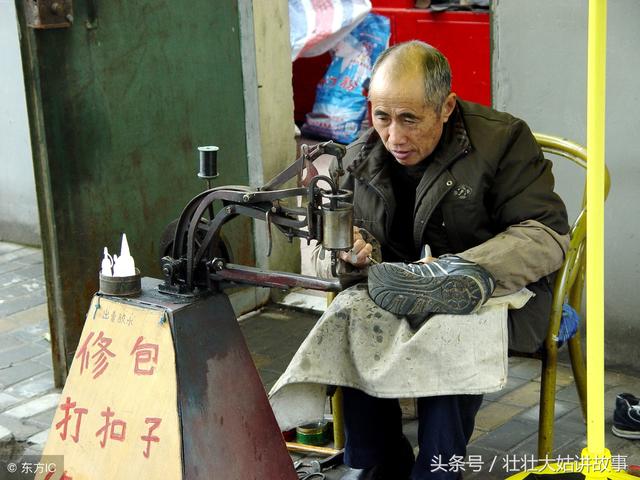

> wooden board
[36,296,182,480]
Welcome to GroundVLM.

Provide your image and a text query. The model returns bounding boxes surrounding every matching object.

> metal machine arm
[159,141,354,295]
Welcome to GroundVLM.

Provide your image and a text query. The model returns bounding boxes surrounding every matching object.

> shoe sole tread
[368,263,485,316]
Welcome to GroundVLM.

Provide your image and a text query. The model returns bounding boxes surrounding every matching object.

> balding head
[370,41,452,114]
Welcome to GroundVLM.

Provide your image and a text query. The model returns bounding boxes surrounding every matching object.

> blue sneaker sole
[367,263,485,316]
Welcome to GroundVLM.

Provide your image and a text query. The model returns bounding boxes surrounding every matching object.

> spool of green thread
[296,421,331,446]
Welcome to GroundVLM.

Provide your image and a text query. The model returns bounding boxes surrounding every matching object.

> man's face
[369,73,456,167]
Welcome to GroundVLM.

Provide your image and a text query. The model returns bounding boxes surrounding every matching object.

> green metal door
[16,0,254,385]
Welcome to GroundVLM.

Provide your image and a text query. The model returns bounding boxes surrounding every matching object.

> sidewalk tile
[508,361,542,381]
[498,381,541,408]
[555,384,581,404]
[24,407,56,429]
[26,429,49,445]
[484,375,529,402]
[475,401,524,432]
[0,344,48,368]
[0,361,49,388]
[4,393,60,420]
[0,293,46,318]
[0,424,12,442]
[0,414,42,442]
[517,399,577,424]
[0,393,21,411]
[5,372,55,399]
[473,419,538,452]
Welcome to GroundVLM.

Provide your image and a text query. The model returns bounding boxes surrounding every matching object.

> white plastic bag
[289,0,372,61]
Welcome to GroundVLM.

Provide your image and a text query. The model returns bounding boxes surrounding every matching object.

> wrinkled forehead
[369,61,426,104]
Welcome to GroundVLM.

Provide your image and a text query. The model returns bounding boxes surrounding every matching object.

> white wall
[0,0,39,246]
[493,0,640,371]
[0,0,40,245]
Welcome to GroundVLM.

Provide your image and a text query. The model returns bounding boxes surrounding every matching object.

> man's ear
[441,92,457,122]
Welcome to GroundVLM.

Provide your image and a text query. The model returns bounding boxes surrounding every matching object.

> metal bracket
[25,0,73,29]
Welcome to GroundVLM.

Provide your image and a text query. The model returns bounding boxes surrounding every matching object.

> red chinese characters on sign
[140,417,162,458]
[55,397,88,443]
[129,336,159,376]
[75,331,116,379]
[95,406,127,448]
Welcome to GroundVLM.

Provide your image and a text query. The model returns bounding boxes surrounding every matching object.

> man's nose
[388,121,406,146]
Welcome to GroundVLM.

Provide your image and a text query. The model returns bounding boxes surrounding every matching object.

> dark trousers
[342,387,483,480]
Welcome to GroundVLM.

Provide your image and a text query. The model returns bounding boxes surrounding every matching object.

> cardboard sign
[36,296,182,480]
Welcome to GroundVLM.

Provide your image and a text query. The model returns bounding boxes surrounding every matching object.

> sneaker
[367,255,495,317]
[612,392,640,439]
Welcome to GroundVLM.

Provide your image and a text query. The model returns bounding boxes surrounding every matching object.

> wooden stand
[36,278,296,479]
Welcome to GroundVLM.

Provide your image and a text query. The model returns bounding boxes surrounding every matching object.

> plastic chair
[509,133,611,458]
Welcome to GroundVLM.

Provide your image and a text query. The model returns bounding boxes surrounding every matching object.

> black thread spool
[197,146,219,180]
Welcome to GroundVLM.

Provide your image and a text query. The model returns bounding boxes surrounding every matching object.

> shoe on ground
[367,255,495,317]
[612,392,640,439]
[340,435,414,480]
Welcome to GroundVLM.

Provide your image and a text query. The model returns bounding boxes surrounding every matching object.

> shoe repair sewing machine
[36,142,352,480]
[158,141,354,296]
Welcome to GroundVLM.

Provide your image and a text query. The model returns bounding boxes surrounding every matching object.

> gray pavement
[0,242,58,467]
[0,240,639,479]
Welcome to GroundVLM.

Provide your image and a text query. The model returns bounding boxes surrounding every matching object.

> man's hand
[339,227,373,268]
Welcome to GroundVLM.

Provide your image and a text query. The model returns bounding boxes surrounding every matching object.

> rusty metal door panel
[15,0,254,385]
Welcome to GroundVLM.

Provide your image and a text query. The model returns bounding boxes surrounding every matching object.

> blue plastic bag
[302,13,391,144]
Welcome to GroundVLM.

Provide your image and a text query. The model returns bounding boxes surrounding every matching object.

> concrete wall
[249,0,300,275]
[0,0,39,246]
[493,0,640,372]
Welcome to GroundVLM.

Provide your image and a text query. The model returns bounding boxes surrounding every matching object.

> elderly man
[317,41,570,480]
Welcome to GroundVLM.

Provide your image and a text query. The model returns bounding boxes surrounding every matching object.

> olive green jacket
[315,100,570,352]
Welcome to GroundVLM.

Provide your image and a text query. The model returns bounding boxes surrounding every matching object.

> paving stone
[26,429,49,445]
[0,244,23,256]
[473,419,538,453]
[4,393,60,420]
[516,399,577,424]
[0,361,49,388]
[0,304,48,334]
[0,424,12,442]
[0,292,47,318]
[555,365,576,387]
[0,393,21,411]
[508,359,543,381]
[32,353,53,369]
[555,384,582,404]
[24,407,56,429]
[475,401,524,432]
[5,372,55,399]
[14,251,44,266]
[9,322,50,344]
[0,344,48,368]
[498,381,541,408]
[605,370,640,388]
[0,335,26,353]
[0,414,42,442]
[0,247,37,263]
[484,374,529,401]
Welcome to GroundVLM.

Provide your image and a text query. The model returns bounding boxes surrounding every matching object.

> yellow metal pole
[585,0,606,460]
[506,1,636,477]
